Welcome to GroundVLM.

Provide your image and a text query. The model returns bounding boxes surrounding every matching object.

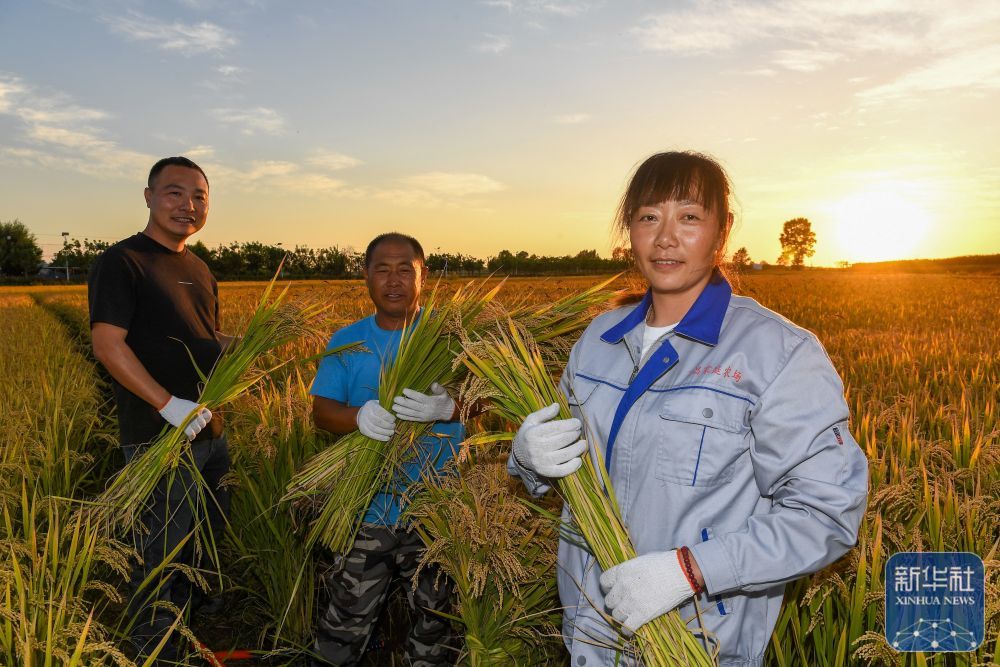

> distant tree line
[3,216,828,282]
[7,224,633,281]
[486,249,629,275]
[187,243,631,279]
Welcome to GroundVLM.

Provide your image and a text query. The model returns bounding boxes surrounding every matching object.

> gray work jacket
[509,274,869,666]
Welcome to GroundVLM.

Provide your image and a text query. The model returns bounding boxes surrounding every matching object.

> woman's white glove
[392,383,456,423]
[158,396,212,440]
[356,400,396,441]
[512,402,587,478]
[599,550,696,636]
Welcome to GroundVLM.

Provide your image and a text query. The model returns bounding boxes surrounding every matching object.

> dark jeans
[313,524,454,666]
[123,435,231,665]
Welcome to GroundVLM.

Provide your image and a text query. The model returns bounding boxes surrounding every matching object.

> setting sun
[829,186,933,263]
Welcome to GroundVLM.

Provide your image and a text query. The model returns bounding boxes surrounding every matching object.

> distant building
[37,263,80,280]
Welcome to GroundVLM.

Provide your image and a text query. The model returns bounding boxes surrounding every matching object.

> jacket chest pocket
[654,391,749,487]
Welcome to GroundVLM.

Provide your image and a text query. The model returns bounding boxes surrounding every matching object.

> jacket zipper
[625,339,640,384]
[627,330,674,385]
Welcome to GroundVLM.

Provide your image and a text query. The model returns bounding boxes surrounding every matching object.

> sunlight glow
[830,185,933,263]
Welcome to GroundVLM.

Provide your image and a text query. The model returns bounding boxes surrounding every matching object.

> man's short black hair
[148,156,209,189]
[365,232,425,268]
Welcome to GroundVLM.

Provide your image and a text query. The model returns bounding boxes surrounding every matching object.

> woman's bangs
[632,166,723,217]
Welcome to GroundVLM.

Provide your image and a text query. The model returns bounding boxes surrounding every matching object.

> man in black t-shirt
[88,156,233,664]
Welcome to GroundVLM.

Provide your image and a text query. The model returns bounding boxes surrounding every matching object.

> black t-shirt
[88,232,223,446]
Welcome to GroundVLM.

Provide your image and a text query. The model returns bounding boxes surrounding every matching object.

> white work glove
[391,383,456,423]
[158,396,212,440]
[599,550,696,636]
[511,402,587,479]
[356,399,397,441]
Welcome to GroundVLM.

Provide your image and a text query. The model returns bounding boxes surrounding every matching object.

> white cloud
[631,1,932,56]
[553,112,590,124]
[771,49,843,73]
[216,64,246,77]
[199,159,353,196]
[538,2,586,17]
[0,75,353,197]
[483,0,588,16]
[374,170,507,208]
[476,33,511,54]
[858,43,1000,101]
[308,150,362,171]
[246,160,298,178]
[183,145,216,159]
[402,172,506,197]
[374,187,447,208]
[0,73,152,178]
[201,64,247,91]
[285,173,348,194]
[0,145,150,178]
[18,106,108,124]
[210,107,286,135]
[630,0,1000,104]
[103,11,237,53]
[0,76,501,204]
[28,125,113,150]
[0,78,26,113]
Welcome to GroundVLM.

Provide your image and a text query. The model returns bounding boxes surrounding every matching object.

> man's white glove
[356,399,397,441]
[158,396,212,440]
[391,383,456,423]
[512,402,587,478]
[599,550,696,636]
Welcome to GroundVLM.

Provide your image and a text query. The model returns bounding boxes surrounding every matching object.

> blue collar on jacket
[599,270,732,347]
[595,271,732,470]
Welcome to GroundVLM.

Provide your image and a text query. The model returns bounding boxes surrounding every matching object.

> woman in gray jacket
[509,151,869,666]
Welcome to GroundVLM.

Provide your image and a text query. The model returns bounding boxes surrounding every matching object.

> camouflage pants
[313,524,454,666]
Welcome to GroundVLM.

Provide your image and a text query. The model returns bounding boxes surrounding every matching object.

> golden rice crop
[403,440,563,666]
[1,271,996,665]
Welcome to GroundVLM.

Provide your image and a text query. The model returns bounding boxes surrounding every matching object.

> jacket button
[702,408,714,418]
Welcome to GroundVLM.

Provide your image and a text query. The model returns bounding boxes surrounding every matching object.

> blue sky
[1,0,998,264]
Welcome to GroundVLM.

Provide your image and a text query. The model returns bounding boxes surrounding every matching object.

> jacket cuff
[506,452,551,497]
[688,538,740,596]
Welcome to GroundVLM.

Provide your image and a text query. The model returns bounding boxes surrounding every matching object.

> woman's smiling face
[629,198,725,304]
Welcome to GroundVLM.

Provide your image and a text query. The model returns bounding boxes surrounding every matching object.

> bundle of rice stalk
[86,276,338,541]
[460,320,717,667]
[224,369,324,648]
[285,280,503,554]
[505,274,621,344]
[403,438,562,666]
[287,276,620,556]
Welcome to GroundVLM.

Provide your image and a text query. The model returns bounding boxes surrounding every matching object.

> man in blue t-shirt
[310,232,460,666]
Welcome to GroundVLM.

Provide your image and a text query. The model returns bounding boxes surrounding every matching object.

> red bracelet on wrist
[678,546,703,595]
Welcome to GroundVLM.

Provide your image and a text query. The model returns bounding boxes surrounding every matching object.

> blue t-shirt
[310,313,463,526]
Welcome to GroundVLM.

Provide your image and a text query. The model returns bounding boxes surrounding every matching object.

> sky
[1,0,998,266]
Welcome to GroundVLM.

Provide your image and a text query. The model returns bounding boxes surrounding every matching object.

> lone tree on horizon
[778,217,816,268]
[731,247,752,271]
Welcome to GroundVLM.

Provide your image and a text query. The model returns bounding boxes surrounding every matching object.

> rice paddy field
[1,272,997,666]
